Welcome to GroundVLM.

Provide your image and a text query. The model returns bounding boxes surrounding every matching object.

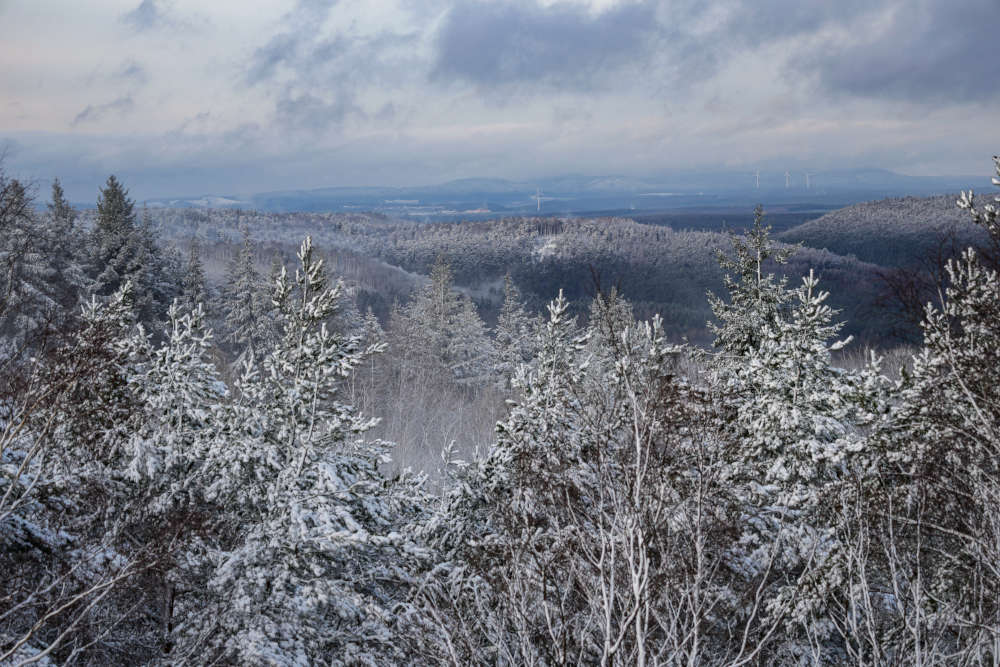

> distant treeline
[124,206,898,345]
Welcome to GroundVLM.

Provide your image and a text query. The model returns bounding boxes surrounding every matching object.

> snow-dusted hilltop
[780,194,990,266]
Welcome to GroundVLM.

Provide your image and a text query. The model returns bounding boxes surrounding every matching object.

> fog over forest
[3,0,1000,665]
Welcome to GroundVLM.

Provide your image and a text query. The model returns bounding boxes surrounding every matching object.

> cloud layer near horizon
[1,0,997,200]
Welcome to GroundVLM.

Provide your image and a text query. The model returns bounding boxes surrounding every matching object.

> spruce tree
[222,227,266,349]
[89,178,176,328]
[0,177,58,348]
[180,237,207,311]
[708,205,795,357]
[91,175,138,299]
[174,237,414,665]
[390,255,493,385]
[410,293,746,664]
[136,206,178,325]
[708,208,886,660]
[44,178,87,314]
[47,178,74,225]
[492,273,537,387]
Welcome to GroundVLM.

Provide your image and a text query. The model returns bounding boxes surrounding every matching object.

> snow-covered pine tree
[390,256,494,387]
[90,175,138,300]
[491,273,537,388]
[450,294,493,386]
[585,285,636,370]
[47,178,74,226]
[708,210,886,661]
[347,307,384,418]
[118,300,223,521]
[708,205,795,358]
[65,297,226,661]
[23,286,253,663]
[0,176,59,351]
[410,290,766,665]
[173,237,419,666]
[179,237,208,312]
[6,284,166,663]
[118,300,226,658]
[135,206,180,327]
[406,290,589,664]
[44,179,87,317]
[222,226,268,351]
[89,177,177,329]
[868,157,1000,662]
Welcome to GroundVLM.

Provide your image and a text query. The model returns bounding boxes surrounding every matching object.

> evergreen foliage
[388,255,493,386]
[171,238,417,665]
[862,157,1000,660]
[4,160,1000,664]
[44,179,87,315]
[708,207,890,661]
[0,177,58,349]
[223,226,270,351]
[90,175,138,299]
[491,273,538,387]
[179,237,208,311]
[88,176,178,328]
[708,205,796,356]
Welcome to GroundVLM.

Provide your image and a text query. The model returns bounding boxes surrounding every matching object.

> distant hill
[137,207,888,346]
[778,195,988,267]
[137,169,985,219]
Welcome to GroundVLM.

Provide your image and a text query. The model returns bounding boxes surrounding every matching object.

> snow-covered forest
[3,156,1000,665]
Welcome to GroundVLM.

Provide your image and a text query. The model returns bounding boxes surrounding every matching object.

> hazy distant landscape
[133,167,986,220]
[109,186,984,350]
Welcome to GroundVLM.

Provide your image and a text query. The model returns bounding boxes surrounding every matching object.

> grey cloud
[723,1,876,46]
[71,96,135,126]
[122,0,165,31]
[792,0,1000,103]
[289,0,340,25]
[245,30,369,133]
[247,28,417,89]
[219,123,264,150]
[701,0,997,104]
[374,102,396,122]
[245,2,418,135]
[121,0,200,34]
[427,0,999,106]
[117,60,148,86]
[165,111,212,139]
[431,0,664,90]
[246,33,299,84]
[274,91,363,133]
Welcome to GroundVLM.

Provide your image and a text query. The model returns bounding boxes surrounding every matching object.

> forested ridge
[116,206,893,345]
[779,194,991,267]
[2,158,1000,664]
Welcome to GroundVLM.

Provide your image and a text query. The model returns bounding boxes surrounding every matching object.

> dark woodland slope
[318,216,884,343]
[778,194,988,267]
[131,208,888,345]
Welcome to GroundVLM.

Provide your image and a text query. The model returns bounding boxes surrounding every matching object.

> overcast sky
[1,0,997,201]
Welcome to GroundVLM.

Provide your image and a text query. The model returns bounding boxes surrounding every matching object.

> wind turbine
[804,171,812,190]
[755,170,760,189]
[785,171,791,188]
[532,187,542,212]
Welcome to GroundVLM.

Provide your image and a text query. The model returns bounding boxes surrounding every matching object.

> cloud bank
[0,0,996,200]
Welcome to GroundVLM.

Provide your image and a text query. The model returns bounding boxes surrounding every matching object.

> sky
[1,0,997,201]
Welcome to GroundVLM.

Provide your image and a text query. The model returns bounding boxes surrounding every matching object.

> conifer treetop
[709,205,798,356]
